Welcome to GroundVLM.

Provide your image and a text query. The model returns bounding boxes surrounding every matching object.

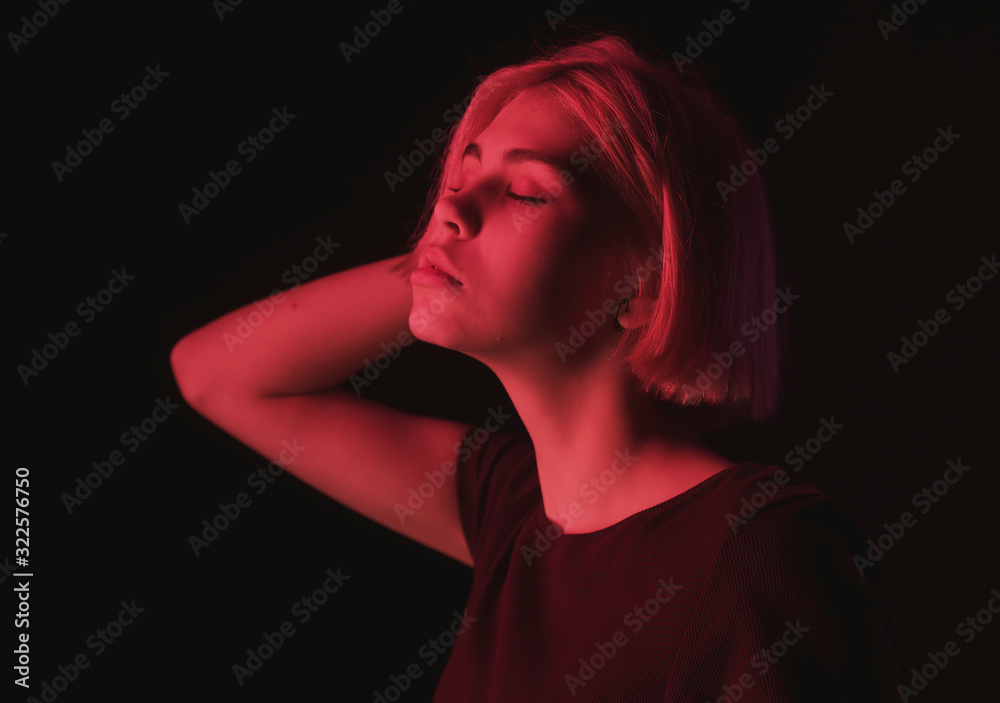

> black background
[5,0,998,700]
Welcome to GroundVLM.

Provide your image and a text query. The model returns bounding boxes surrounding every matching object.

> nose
[431,186,481,240]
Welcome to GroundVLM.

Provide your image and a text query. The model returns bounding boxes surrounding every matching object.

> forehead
[472,88,584,158]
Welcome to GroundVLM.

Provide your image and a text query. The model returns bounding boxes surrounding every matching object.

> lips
[410,267,462,288]
[415,248,463,286]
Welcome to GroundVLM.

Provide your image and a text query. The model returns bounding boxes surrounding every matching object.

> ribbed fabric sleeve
[663,495,903,702]
[454,428,538,565]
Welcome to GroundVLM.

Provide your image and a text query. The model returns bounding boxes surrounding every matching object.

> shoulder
[454,427,538,558]
[458,425,536,496]
[660,461,884,592]
[674,464,899,657]
[695,460,840,516]
[723,464,873,557]
[662,467,902,700]
[715,463,847,538]
[664,461,833,538]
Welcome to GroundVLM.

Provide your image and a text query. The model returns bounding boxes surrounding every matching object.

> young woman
[171,32,901,701]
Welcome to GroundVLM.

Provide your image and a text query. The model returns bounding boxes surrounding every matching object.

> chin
[407,310,500,361]
[408,302,460,347]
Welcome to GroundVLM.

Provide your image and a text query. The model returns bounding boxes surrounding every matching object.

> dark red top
[431,429,902,702]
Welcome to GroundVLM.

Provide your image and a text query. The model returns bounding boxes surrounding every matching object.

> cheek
[486,221,601,323]
[481,248,553,317]
[484,214,565,288]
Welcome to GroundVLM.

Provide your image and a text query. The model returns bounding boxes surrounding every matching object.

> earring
[612,296,629,331]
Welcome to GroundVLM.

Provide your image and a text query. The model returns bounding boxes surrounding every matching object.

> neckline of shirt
[529,461,765,549]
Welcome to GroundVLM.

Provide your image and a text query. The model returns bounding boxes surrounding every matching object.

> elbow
[170,334,210,412]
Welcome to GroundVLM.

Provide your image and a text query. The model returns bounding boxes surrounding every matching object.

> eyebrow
[462,142,566,173]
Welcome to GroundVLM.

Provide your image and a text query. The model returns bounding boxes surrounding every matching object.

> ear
[615,295,657,330]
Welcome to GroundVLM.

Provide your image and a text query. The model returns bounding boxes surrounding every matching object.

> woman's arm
[172,254,413,400]
[170,254,475,566]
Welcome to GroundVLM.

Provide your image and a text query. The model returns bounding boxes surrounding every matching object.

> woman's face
[409,88,632,365]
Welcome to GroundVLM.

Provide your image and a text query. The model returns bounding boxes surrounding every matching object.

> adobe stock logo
[339,0,414,63]
[188,439,306,556]
[62,396,180,515]
[17,268,137,386]
[213,0,243,21]
[544,0,586,31]
[565,577,682,695]
[716,84,833,203]
[897,586,1000,702]
[7,0,72,54]
[726,416,844,534]
[16,598,146,698]
[878,0,931,40]
[372,609,477,702]
[384,76,500,193]
[222,235,341,353]
[854,458,971,576]
[670,0,751,72]
[177,107,297,224]
[394,407,512,524]
[681,287,799,401]
[844,126,960,244]
[555,245,663,363]
[232,567,350,686]
[51,65,170,182]
[886,254,995,373]
[710,618,810,702]
[521,448,639,565]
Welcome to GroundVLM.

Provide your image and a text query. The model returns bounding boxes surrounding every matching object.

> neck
[486,352,731,533]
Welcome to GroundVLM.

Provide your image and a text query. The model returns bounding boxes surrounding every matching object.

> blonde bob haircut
[396,31,784,428]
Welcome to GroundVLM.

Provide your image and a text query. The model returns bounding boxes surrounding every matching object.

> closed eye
[447,186,548,206]
[507,191,548,205]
